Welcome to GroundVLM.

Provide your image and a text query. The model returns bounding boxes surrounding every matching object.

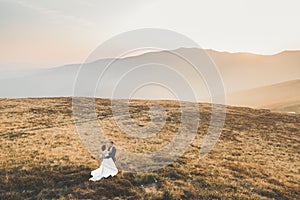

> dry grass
[0,97,299,199]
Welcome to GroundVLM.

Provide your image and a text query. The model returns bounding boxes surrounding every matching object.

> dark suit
[107,146,116,162]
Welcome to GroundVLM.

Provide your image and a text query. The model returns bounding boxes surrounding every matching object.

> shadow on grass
[0,165,138,199]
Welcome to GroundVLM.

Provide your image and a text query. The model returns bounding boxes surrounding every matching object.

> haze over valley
[1,48,299,113]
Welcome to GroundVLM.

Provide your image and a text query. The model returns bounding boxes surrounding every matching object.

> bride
[89,144,118,181]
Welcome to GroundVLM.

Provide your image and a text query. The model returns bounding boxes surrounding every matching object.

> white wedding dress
[89,150,118,181]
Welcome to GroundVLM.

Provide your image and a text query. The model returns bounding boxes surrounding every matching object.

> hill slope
[0,98,299,199]
[227,79,300,113]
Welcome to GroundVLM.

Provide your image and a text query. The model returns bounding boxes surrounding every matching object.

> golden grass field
[0,98,299,199]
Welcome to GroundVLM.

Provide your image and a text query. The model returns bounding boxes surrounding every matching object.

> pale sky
[1,0,300,70]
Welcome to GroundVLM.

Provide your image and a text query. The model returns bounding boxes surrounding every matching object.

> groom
[106,141,116,162]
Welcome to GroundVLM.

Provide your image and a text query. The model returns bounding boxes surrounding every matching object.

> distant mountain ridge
[205,49,300,92]
[0,48,299,112]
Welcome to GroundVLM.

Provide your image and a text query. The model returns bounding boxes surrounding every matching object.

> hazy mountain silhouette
[0,48,299,111]
[206,49,300,92]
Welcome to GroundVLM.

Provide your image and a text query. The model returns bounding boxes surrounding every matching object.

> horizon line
[1,48,299,71]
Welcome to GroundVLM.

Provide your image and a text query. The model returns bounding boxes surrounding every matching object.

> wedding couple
[89,141,118,182]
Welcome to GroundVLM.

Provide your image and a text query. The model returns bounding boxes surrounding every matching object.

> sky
[1,0,300,70]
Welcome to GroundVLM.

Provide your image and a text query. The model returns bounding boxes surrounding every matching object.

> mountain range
[1,48,299,112]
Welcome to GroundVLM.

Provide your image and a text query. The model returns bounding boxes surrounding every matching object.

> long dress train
[89,150,118,181]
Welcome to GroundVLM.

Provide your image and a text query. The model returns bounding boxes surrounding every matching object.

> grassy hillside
[0,98,299,199]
